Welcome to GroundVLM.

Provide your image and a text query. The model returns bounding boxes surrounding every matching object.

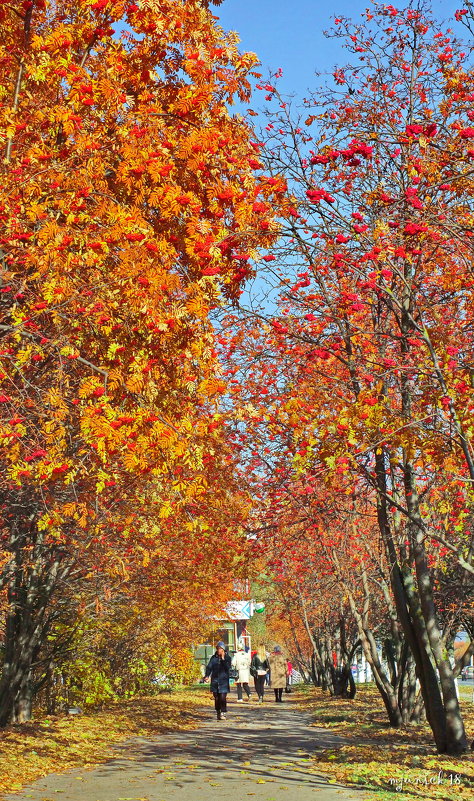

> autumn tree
[265,472,432,720]
[222,2,474,754]
[0,0,283,725]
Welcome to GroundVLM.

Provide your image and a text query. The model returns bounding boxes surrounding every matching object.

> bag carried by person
[250,655,259,679]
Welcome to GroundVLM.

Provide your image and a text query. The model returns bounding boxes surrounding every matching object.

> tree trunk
[283,598,313,680]
[374,448,467,753]
[403,459,467,753]
[397,642,419,723]
[411,688,426,724]
[395,262,467,753]
[13,669,33,723]
[332,553,400,722]
[0,602,38,726]
[0,526,63,727]
[311,652,320,686]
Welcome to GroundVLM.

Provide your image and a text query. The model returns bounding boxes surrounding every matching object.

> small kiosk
[194,599,254,674]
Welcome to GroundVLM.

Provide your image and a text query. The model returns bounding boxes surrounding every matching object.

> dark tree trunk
[403,460,467,753]
[311,652,320,686]
[411,688,426,724]
[397,642,420,723]
[13,669,33,723]
[374,448,467,753]
[0,524,64,727]
[0,599,38,726]
[330,664,356,698]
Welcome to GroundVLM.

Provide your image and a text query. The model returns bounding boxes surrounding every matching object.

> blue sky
[215,0,468,101]
[212,1,469,311]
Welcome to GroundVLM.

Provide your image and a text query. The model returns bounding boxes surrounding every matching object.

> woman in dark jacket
[250,643,269,703]
[204,640,232,720]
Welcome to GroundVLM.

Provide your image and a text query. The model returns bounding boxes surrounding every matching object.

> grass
[297,683,474,801]
[0,686,210,797]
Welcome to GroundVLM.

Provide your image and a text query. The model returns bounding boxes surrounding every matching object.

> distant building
[193,588,254,672]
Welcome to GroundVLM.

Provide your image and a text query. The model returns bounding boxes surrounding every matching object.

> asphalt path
[6,693,364,801]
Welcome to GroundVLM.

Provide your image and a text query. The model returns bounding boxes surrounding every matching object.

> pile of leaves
[299,685,474,801]
[0,687,209,796]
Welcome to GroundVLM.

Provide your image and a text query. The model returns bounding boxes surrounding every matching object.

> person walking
[232,645,252,702]
[204,640,232,720]
[250,643,269,703]
[269,645,288,702]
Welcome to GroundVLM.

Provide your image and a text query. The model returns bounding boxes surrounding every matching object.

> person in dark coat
[204,640,232,720]
[250,643,270,703]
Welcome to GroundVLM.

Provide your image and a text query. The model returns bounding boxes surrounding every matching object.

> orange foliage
[0,0,284,724]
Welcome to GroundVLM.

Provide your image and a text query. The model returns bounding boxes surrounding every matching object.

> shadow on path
[5,693,364,801]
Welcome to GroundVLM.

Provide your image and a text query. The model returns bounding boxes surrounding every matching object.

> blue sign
[240,601,252,619]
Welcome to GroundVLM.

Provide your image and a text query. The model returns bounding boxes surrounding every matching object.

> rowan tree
[242,444,423,720]
[222,2,474,754]
[0,0,283,725]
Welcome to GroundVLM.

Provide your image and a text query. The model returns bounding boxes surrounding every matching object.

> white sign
[225,600,253,620]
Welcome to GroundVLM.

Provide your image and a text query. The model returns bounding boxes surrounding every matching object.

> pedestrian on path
[287,658,293,687]
[204,640,232,720]
[232,644,252,702]
[268,645,289,703]
[250,643,269,702]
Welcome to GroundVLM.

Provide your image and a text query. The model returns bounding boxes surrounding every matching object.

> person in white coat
[232,645,252,702]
